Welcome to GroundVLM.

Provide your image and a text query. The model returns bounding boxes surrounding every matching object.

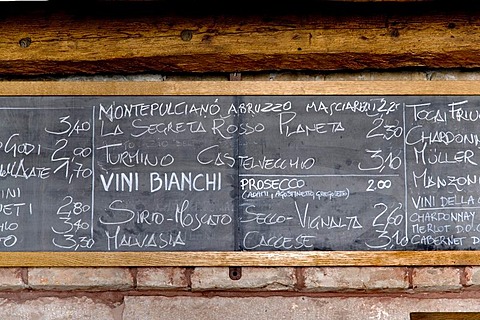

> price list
[0,95,479,251]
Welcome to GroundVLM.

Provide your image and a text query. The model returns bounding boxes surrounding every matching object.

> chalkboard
[2,81,480,266]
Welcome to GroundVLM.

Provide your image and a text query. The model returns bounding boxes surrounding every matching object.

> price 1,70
[50,138,93,184]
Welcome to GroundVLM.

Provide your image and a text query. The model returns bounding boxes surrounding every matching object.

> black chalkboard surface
[1,88,480,254]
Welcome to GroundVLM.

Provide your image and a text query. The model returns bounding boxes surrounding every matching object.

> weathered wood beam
[1,2,479,75]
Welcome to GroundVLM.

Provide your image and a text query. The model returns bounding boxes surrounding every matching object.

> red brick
[28,267,134,290]
[136,267,188,290]
[303,267,409,292]
[0,296,118,319]
[191,267,296,291]
[0,268,25,290]
[463,266,480,287]
[412,267,462,291]
[123,296,480,320]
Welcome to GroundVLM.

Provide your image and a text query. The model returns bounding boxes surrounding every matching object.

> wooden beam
[1,2,480,75]
[410,313,480,320]
[2,80,480,96]
[2,251,480,267]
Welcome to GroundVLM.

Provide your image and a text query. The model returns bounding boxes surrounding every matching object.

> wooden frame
[0,251,479,267]
[1,80,480,96]
[1,80,480,267]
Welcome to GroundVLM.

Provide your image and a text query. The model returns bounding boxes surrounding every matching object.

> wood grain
[410,313,480,320]
[1,80,480,96]
[1,3,479,75]
[1,251,480,267]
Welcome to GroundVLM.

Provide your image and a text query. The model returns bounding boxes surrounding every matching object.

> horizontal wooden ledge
[2,80,480,96]
[2,7,480,74]
[0,251,479,267]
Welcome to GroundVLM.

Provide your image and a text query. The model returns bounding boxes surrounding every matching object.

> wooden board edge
[0,81,480,96]
[1,81,479,267]
[0,251,479,267]
[410,312,480,320]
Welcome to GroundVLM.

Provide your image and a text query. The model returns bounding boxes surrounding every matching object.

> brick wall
[2,265,480,319]
[2,70,480,319]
